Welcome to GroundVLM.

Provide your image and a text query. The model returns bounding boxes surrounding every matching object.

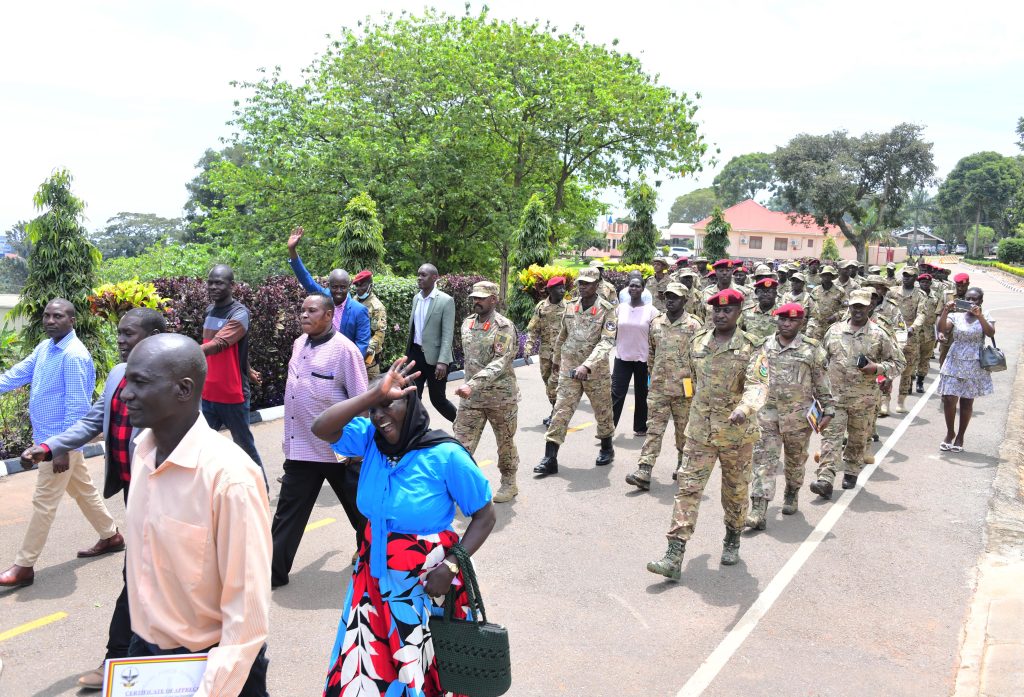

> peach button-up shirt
[125,416,271,697]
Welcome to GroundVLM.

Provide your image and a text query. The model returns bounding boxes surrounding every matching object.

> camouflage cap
[676,267,698,279]
[589,259,605,269]
[789,271,806,282]
[653,256,671,267]
[577,267,600,283]
[838,259,859,269]
[664,282,689,297]
[901,266,918,276]
[847,288,874,306]
[468,281,499,298]
[886,262,897,270]
[753,263,775,277]
[868,265,881,274]
[864,274,889,287]
[818,265,838,277]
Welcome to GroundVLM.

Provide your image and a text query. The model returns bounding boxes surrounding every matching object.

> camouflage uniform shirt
[524,298,564,361]
[460,311,520,408]
[648,312,703,396]
[739,301,781,341]
[760,333,834,431]
[553,296,617,376]
[684,329,770,446]
[357,292,388,368]
[821,319,906,401]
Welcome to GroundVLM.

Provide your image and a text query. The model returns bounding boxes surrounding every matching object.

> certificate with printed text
[102,654,207,697]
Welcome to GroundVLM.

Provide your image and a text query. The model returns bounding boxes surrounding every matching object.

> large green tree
[5,221,32,258]
[90,212,183,259]
[713,152,775,206]
[203,8,707,283]
[668,187,719,224]
[11,170,105,360]
[773,123,936,263]
[936,152,1024,254]
[183,145,250,242]
[620,179,659,264]
[511,194,553,271]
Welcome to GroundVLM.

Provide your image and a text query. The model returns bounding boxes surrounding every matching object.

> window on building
[748,236,763,250]
[774,237,789,251]
[807,239,814,248]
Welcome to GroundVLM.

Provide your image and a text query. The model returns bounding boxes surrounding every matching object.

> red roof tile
[693,200,839,236]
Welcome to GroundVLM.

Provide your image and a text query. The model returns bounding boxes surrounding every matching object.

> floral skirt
[323,524,470,697]
[938,357,994,399]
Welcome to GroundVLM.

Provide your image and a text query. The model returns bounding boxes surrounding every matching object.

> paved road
[1,264,1021,696]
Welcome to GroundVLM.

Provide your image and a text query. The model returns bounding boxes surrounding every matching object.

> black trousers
[271,459,366,587]
[611,358,649,433]
[407,342,457,422]
[129,634,269,697]
[105,488,132,660]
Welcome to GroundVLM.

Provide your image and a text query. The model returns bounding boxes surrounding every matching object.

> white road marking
[607,592,652,630]
[676,377,940,697]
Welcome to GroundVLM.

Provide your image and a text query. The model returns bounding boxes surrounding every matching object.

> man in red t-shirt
[201,265,266,485]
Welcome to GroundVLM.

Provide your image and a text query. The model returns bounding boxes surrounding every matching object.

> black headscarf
[373,389,472,461]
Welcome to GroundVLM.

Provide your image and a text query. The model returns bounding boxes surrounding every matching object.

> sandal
[950,444,964,453]
[939,442,952,451]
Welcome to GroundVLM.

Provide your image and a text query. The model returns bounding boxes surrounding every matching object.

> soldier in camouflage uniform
[806,266,846,340]
[884,262,899,288]
[701,259,754,314]
[626,283,703,491]
[452,282,521,503]
[733,265,750,287]
[739,277,781,340]
[805,258,822,289]
[887,266,928,412]
[863,275,906,417]
[836,259,861,295]
[352,270,388,380]
[524,276,567,423]
[647,288,769,579]
[810,289,906,499]
[646,257,672,311]
[745,302,834,529]
[783,271,811,332]
[915,272,942,393]
[589,260,618,305]
[673,267,705,324]
[534,267,617,476]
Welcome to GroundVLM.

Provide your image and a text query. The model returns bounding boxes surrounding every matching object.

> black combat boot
[595,436,615,466]
[721,527,742,566]
[842,472,858,489]
[916,375,925,394]
[533,441,559,476]
[810,479,833,500]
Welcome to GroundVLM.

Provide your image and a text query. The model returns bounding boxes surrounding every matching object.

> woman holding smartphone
[936,287,995,452]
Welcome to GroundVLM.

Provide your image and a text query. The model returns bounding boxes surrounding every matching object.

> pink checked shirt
[283,330,368,462]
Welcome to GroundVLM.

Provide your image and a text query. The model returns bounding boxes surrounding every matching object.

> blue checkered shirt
[0,330,95,445]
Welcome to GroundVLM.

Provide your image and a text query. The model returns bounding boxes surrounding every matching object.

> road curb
[0,357,533,478]
[953,341,1024,696]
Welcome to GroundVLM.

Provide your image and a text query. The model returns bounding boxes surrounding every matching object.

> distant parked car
[954,244,967,254]
[669,246,693,259]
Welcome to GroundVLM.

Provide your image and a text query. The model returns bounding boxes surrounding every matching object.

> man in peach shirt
[121,334,271,697]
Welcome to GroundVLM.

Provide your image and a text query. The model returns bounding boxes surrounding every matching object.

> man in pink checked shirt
[271,294,369,589]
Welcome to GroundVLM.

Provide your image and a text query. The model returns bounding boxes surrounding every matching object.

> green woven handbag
[429,544,512,697]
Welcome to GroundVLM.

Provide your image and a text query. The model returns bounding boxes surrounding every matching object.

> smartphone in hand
[856,354,869,369]
[954,299,972,312]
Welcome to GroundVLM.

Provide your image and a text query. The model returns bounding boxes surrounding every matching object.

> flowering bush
[516,264,580,294]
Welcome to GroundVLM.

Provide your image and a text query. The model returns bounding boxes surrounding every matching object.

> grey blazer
[407,290,456,366]
[44,362,135,500]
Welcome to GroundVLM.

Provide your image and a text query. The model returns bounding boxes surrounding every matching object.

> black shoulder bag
[429,544,512,697]
[979,335,1007,373]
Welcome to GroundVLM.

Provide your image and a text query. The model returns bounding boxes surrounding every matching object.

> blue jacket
[288,256,371,356]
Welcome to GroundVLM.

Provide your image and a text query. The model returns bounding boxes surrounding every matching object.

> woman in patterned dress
[312,358,495,697]
[936,287,995,452]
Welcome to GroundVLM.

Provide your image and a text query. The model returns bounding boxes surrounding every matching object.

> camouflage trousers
[539,356,558,406]
[751,418,812,501]
[366,361,381,381]
[453,404,519,475]
[899,334,920,396]
[815,399,874,485]
[917,334,937,376]
[545,373,614,445]
[638,393,690,468]
[667,440,754,542]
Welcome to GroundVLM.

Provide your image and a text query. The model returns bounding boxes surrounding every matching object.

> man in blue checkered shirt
[0,299,123,589]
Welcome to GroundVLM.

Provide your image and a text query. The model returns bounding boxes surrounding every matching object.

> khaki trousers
[15,450,118,567]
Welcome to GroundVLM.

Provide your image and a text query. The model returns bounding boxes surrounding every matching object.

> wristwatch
[442,558,459,575]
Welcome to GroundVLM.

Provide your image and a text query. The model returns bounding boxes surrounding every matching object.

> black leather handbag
[429,545,511,697]
[980,336,1007,373]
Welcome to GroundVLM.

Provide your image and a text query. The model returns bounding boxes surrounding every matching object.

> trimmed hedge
[997,238,1024,264]
[964,258,1024,278]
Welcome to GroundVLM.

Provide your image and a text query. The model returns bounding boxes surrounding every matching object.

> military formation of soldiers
[462,252,958,582]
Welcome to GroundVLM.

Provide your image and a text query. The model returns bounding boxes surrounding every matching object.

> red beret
[352,269,373,284]
[917,273,932,280]
[711,259,733,269]
[707,288,745,306]
[546,276,566,288]
[706,270,717,278]
[931,264,945,271]
[772,302,806,318]
[737,265,749,273]
[953,273,970,283]
[675,257,688,265]
[754,278,778,288]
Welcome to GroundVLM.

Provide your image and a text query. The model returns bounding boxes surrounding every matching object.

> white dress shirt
[413,286,439,346]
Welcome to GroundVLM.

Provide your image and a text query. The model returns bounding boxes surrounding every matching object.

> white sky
[2,0,1023,235]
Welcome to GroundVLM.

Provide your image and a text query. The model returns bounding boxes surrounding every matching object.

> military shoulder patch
[755,352,770,379]
[605,320,616,332]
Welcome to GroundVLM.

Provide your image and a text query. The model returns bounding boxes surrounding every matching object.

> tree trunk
[837,220,867,265]
[972,205,981,257]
